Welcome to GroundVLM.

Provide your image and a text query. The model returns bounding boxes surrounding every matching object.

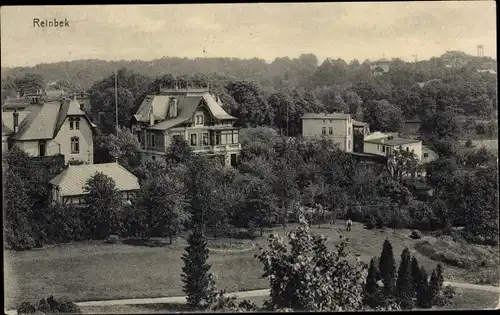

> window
[323,119,326,123]
[329,127,333,135]
[216,133,221,145]
[232,130,239,144]
[190,134,197,146]
[423,153,429,158]
[71,137,79,154]
[348,140,351,150]
[382,146,386,153]
[69,120,74,130]
[195,114,204,125]
[203,133,209,145]
[151,156,156,161]
[348,127,351,135]
[150,134,155,147]
[75,119,80,130]
[322,127,326,135]
[38,141,46,157]
[329,119,332,123]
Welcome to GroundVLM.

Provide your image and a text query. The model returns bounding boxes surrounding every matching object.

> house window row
[189,131,238,147]
[69,117,80,130]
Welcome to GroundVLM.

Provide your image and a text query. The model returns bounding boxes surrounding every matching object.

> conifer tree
[378,239,396,295]
[364,257,381,307]
[410,256,421,292]
[396,248,414,309]
[365,257,379,295]
[416,267,432,309]
[181,229,216,309]
[429,269,440,305]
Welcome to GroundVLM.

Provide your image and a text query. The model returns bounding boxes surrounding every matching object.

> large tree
[82,172,124,239]
[134,174,189,243]
[3,168,36,250]
[226,80,274,127]
[364,99,404,132]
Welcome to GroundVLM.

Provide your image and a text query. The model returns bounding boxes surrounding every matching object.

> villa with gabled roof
[5,95,97,164]
[131,87,241,166]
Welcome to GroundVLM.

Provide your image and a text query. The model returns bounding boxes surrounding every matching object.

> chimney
[13,111,19,133]
[169,98,178,118]
[149,107,155,126]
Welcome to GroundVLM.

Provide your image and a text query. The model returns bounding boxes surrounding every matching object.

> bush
[106,234,120,244]
[410,230,422,239]
[18,296,81,314]
[408,200,439,231]
[415,238,499,270]
[32,204,86,246]
[17,302,37,314]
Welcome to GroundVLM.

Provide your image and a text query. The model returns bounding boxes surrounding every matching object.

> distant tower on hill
[477,45,484,57]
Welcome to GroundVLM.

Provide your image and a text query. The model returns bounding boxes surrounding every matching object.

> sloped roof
[302,113,351,120]
[10,102,61,140]
[49,162,140,197]
[2,121,13,135]
[135,91,236,130]
[202,93,236,120]
[365,137,421,146]
[11,99,96,141]
[67,98,86,116]
[149,96,202,130]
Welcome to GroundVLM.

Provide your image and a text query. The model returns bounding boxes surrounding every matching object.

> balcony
[192,143,241,154]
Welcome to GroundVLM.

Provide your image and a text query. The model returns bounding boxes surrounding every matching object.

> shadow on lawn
[122,238,182,248]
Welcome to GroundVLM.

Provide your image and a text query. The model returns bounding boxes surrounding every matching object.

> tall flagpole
[115,69,119,134]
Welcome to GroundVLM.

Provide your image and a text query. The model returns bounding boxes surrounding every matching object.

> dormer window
[195,112,204,126]
[69,117,80,130]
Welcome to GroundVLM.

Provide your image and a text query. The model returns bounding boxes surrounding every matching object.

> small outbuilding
[49,162,140,205]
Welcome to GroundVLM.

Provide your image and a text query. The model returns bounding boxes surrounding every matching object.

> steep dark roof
[10,99,96,141]
[134,91,236,130]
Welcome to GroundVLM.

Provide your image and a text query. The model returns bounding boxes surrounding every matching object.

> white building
[364,132,423,161]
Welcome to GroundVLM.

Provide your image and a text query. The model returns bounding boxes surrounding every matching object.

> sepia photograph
[1,2,498,313]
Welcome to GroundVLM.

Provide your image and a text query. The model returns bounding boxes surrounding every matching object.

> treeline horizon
[1,50,496,91]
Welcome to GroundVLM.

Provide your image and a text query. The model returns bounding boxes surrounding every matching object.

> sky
[0,2,497,68]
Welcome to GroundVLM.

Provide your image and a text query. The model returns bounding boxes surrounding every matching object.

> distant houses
[364,132,422,161]
[369,59,390,76]
[300,113,437,174]
[301,113,370,153]
[131,86,241,166]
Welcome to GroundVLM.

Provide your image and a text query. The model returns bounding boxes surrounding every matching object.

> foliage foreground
[251,217,381,311]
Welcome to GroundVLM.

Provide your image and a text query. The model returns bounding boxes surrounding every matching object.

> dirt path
[5,281,497,314]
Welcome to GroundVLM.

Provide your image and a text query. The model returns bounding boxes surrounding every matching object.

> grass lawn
[4,221,499,310]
